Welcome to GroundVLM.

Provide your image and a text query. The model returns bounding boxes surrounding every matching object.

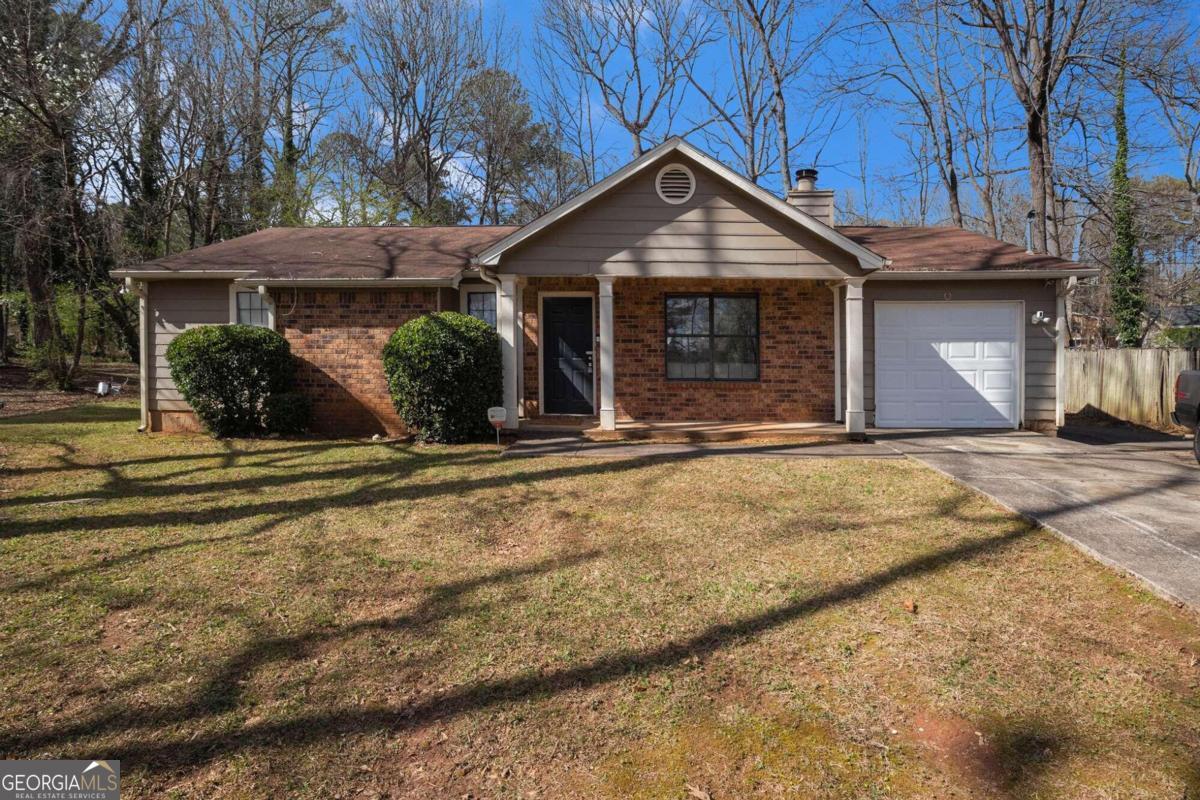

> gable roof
[113,226,518,282]
[111,146,1097,283]
[844,226,1095,275]
[471,137,888,272]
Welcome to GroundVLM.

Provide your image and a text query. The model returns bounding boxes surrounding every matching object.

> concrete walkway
[878,428,1200,610]
[504,434,898,460]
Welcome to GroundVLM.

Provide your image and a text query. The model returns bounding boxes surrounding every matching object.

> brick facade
[271,288,438,435]
[520,277,835,423]
[612,279,834,422]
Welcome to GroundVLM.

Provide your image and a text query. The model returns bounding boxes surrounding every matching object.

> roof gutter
[234,277,457,288]
[112,269,256,280]
[868,268,1099,281]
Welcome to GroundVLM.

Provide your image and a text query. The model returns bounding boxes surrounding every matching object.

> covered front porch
[491,274,868,439]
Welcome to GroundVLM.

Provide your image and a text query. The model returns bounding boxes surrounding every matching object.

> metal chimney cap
[795,168,819,182]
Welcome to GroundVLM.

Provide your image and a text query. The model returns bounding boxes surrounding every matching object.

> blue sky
[488,0,1195,224]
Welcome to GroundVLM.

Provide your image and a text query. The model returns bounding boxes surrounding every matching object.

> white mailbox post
[487,406,507,445]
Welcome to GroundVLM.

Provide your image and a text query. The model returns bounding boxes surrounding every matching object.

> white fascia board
[235,277,457,287]
[472,136,887,273]
[111,269,256,279]
[868,269,1100,281]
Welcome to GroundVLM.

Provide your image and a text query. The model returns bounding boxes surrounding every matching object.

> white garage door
[875,302,1021,428]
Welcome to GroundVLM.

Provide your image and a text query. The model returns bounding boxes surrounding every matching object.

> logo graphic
[1,759,120,799]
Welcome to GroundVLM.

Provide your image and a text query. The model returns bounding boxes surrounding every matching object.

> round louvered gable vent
[656,164,695,204]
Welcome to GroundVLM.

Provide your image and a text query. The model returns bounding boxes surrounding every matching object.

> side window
[236,291,271,327]
[467,291,497,328]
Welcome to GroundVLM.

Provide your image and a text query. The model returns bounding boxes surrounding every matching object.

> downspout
[125,278,151,432]
[1055,276,1078,428]
[475,261,502,291]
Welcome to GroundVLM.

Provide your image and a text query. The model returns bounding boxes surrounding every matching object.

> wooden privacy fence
[1065,348,1200,429]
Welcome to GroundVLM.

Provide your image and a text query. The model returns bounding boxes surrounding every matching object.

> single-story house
[113,137,1097,438]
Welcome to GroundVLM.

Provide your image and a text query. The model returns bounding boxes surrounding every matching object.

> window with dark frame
[665,294,759,381]
[466,291,497,328]
[235,291,271,327]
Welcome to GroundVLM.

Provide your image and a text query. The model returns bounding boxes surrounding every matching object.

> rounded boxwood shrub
[383,311,502,443]
[166,324,295,437]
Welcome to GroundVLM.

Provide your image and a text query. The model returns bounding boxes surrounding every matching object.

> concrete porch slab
[518,418,848,443]
[505,435,892,460]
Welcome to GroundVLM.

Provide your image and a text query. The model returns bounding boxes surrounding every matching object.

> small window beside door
[236,291,271,327]
[466,291,497,328]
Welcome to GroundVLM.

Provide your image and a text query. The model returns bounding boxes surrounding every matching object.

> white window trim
[459,282,497,323]
[229,284,276,328]
[655,163,696,205]
[463,280,525,418]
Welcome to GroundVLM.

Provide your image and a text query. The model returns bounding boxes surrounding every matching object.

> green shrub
[166,324,294,437]
[263,391,311,435]
[1156,327,1200,349]
[382,311,502,443]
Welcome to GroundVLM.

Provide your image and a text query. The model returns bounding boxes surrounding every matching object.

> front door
[542,296,595,415]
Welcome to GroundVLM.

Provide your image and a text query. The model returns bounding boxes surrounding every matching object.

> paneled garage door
[874,301,1021,428]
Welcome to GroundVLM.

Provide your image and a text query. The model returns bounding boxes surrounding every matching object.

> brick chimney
[785,168,835,226]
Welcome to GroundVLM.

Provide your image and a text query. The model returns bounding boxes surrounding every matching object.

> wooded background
[1,0,1198,387]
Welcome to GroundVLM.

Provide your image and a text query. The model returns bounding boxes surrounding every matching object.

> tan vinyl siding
[149,280,231,411]
[500,154,862,278]
[860,280,1058,425]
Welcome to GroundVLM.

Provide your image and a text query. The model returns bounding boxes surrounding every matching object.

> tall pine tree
[1109,56,1144,347]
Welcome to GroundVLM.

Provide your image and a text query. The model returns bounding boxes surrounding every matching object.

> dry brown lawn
[1,402,1198,799]
[0,359,137,419]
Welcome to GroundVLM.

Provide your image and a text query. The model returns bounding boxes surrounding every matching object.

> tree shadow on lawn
[0,403,141,427]
[4,429,1194,795]
[6,434,1192,544]
[3,511,1052,793]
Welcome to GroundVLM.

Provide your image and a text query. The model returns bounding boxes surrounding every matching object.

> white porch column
[844,278,866,439]
[497,275,520,429]
[597,275,616,430]
[828,283,843,422]
[1055,280,1068,428]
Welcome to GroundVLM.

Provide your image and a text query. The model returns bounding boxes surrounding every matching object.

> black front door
[542,296,595,415]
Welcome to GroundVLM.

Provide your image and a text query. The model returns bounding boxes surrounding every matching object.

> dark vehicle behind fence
[1173,370,1200,463]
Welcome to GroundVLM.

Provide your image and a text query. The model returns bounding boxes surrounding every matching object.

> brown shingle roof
[119,226,519,281]
[838,225,1090,272]
[117,222,1090,281]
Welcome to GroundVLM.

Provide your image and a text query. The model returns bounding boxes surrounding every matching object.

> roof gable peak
[472,137,886,271]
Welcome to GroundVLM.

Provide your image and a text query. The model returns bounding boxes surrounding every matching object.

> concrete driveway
[879,427,1200,609]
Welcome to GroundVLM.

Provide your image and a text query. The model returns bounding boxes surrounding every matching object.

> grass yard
[2,403,1199,799]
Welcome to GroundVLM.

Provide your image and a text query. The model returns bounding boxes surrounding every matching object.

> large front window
[665,294,759,381]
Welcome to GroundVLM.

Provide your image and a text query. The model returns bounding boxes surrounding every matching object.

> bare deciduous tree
[540,0,712,158]
[352,0,483,224]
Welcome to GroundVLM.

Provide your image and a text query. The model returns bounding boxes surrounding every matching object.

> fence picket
[1065,348,1198,429]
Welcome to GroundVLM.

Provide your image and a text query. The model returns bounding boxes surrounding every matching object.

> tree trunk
[96,289,140,363]
[70,284,87,379]
[1026,109,1050,253]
